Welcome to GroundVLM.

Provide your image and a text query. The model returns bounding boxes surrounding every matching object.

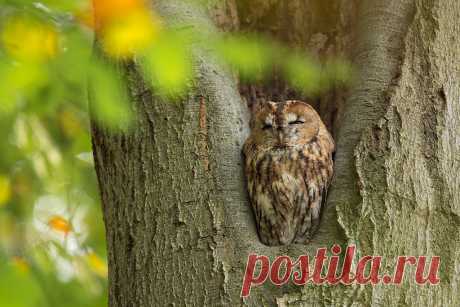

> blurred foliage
[0,0,351,306]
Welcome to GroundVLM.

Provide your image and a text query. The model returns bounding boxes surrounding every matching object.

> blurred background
[0,1,107,306]
[0,0,349,306]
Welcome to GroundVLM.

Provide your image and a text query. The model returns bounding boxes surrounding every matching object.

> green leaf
[141,32,193,97]
[323,58,353,85]
[283,54,322,95]
[0,260,46,307]
[0,61,49,114]
[215,35,272,80]
[88,60,133,129]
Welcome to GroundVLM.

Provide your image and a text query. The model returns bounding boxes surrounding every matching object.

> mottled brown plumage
[243,100,334,246]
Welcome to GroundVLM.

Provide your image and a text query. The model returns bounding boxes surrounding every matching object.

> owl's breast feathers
[243,132,334,246]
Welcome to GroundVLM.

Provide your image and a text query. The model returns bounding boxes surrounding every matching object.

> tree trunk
[91,0,460,306]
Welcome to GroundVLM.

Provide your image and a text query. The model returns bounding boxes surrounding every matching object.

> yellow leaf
[59,109,82,137]
[94,0,145,29]
[102,10,160,58]
[12,174,32,196]
[11,256,30,274]
[0,175,12,206]
[47,215,72,235]
[1,16,58,62]
[86,252,108,278]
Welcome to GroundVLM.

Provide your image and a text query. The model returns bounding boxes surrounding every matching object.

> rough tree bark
[91,0,460,306]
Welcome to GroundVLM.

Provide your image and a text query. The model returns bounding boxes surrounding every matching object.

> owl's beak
[276,128,287,147]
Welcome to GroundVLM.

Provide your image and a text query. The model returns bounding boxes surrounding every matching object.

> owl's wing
[311,169,334,234]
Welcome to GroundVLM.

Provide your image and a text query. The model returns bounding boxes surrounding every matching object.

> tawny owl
[243,100,334,246]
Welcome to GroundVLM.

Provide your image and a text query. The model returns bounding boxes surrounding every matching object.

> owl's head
[249,100,323,149]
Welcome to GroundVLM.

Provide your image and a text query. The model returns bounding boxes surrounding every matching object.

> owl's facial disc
[272,112,318,147]
[262,114,274,130]
[250,100,322,150]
